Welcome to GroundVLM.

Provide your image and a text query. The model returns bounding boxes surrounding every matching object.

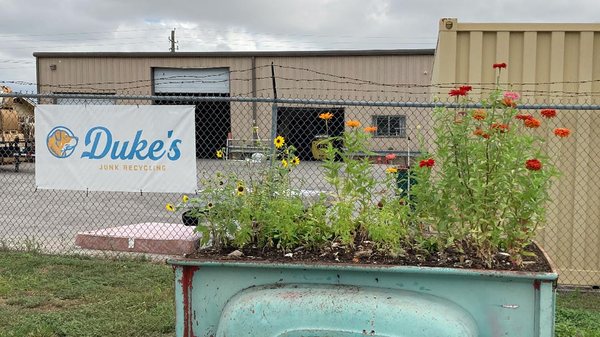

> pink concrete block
[75,223,200,255]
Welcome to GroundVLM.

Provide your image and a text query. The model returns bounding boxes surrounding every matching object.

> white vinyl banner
[35,105,197,193]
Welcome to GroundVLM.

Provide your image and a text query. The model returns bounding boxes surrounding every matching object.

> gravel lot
[0,159,392,255]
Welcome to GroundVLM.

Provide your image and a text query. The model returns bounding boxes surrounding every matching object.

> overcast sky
[0,0,596,92]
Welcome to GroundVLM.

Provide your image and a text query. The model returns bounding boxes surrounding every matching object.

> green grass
[0,252,174,337]
[1,252,599,337]
[557,291,600,337]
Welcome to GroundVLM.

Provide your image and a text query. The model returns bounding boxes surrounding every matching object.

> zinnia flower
[459,85,473,92]
[526,159,542,171]
[364,126,377,133]
[493,62,507,69]
[473,109,487,121]
[515,114,532,121]
[346,120,361,128]
[385,153,396,161]
[502,98,517,108]
[491,123,509,133]
[554,128,571,138]
[524,118,541,128]
[292,157,300,165]
[473,128,484,136]
[319,112,333,120]
[503,91,520,100]
[541,109,557,118]
[166,203,175,212]
[386,167,398,174]
[182,195,189,203]
[419,158,435,168]
[281,159,288,168]
[216,150,224,158]
[449,88,468,96]
[274,135,285,148]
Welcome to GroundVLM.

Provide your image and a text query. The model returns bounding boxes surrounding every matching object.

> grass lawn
[0,252,599,337]
[0,252,174,337]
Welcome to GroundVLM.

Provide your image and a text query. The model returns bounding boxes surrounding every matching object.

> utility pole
[169,28,178,52]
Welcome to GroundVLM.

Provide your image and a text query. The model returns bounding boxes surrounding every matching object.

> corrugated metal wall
[432,19,600,285]
[36,53,433,152]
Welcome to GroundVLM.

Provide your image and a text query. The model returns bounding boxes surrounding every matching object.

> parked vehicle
[168,257,557,337]
[0,86,34,171]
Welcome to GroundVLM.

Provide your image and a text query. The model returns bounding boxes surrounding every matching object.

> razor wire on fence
[1,89,599,287]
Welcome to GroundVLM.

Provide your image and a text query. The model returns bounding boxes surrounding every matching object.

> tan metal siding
[37,54,433,151]
[432,19,600,285]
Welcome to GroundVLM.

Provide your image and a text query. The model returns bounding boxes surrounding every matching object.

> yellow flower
[319,112,333,120]
[237,185,245,196]
[166,203,175,212]
[216,150,224,159]
[292,157,300,166]
[274,136,285,149]
[281,159,288,168]
[346,120,361,128]
[182,195,189,203]
[386,167,398,174]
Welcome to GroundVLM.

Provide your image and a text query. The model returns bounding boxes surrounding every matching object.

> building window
[373,115,406,137]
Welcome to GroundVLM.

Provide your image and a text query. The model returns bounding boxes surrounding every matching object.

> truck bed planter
[167,257,557,337]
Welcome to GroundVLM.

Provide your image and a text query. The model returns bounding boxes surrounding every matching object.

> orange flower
[554,128,571,138]
[319,112,333,120]
[541,109,557,118]
[502,98,517,108]
[491,123,509,133]
[472,109,487,121]
[364,126,377,133]
[346,120,361,128]
[524,118,541,128]
[473,128,484,136]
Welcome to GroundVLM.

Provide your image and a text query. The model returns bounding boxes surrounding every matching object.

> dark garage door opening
[154,93,231,159]
[277,107,344,161]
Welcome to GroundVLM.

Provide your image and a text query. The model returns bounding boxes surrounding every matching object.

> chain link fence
[1,90,599,287]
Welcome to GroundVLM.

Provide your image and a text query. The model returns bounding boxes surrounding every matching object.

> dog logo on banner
[46,126,79,158]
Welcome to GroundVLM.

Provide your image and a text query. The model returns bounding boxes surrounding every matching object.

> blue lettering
[148,140,165,160]
[81,126,112,159]
[168,140,182,160]
[80,127,182,161]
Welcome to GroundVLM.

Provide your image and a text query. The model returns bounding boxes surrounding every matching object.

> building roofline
[34,49,435,58]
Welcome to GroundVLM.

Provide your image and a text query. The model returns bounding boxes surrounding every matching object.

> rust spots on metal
[533,279,541,290]
[181,266,200,337]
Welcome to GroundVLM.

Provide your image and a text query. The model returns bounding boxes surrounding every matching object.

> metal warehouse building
[34,50,434,161]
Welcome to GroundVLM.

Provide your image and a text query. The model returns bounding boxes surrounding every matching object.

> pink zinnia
[385,153,397,161]
[503,92,520,101]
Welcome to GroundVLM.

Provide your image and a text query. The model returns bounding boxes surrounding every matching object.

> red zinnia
[554,128,571,138]
[459,85,473,92]
[540,109,557,118]
[419,158,435,168]
[524,117,541,128]
[449,88,468,97]
[526,159,542,171]
[515,114,532,121]
[493,62,507,69]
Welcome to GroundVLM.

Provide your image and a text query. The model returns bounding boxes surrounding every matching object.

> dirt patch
[190,242,552,273]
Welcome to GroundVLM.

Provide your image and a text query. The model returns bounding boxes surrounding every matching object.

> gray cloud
[0,0,597,90]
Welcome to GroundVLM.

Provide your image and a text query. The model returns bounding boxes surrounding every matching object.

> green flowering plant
[409,62,570,266]
[165,62,569,268]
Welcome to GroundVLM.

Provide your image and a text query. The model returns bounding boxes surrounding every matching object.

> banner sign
[35,105,197,193]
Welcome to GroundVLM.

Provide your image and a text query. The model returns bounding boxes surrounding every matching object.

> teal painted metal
[167,259,558,337]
